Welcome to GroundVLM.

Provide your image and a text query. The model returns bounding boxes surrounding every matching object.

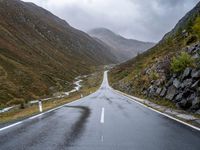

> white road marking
[0,121,23,132]
[100,107,105,124]
[0,93,94,132]
[28,114,43,120]
[101,135,104,142]
[113,89,200,131]
[0,71,104,132]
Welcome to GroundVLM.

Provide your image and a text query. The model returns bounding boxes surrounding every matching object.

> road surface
[0,71,200,150]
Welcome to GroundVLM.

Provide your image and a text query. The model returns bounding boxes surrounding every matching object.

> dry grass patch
[0,71,103,124]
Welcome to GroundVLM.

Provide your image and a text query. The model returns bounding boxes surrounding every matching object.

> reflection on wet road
[0,71,200,150]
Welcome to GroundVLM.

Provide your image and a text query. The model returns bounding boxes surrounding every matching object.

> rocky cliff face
[144,43,200,113]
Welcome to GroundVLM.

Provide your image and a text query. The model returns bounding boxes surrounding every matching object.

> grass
[171,52,195,73]
[0,71,103,124]
[194,114,200,119]
[192,16,200,39]
[109,13,200,110]
[123,90,177,109]
[108,29,193,111]
[146,97,177,109]
[0,94,79,124]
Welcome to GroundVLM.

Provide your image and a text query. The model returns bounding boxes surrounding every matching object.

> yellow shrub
[171,52,194,73]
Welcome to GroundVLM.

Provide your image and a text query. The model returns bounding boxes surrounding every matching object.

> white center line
[100,107,105,124]
[101,135,104,142]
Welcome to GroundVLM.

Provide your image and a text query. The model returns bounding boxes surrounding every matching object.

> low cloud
[22,0,199,42]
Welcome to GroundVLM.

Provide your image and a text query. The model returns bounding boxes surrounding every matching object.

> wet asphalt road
[0,71,200,150]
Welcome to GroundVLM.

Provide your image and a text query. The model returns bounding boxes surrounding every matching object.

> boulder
[191,80,199,90]
[150,80,155,85]
[156,88,162,95]
[155,80,162,86]
[196,109,200,115]
[192,53,199,59]
[160,87,167,97]
[148,85,157,97]
[165,85,177,100]
[193,43,200,53]
[145,68,151,75]
[173,78,181,88]
[197,87,200,96]
[172,73,178,78]
[143,90,148,95]
[191,70,200,79]
[174,93,183,103]
[185,93,196,110]
[186,45,195,54]
[187,93,196,102]
[182,89,193,98]
[181,67,192,80]
[166,77,174,87]
[181,79,193,88]
[186,43,200,54]
[177,99,192,110]
[177,99,187,109]
[190,97,200,111]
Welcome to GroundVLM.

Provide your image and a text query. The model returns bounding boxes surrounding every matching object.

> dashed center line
[101,135,104,142]
[100,107,105,124]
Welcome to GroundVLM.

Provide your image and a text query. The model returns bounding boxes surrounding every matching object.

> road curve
[0,71,200,150]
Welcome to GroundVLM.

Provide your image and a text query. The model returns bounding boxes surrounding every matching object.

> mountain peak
[88,27,155,62]
[88,27,121,39]
[89,27,114,34]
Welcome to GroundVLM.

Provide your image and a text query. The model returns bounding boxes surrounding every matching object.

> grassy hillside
[0,0,117,108]
[0,71,103,124]
[109,2,200,110]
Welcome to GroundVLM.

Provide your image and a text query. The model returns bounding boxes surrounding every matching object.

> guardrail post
[38,100,43,112]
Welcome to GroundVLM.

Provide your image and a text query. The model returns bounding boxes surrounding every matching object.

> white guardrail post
[38,100,43,112]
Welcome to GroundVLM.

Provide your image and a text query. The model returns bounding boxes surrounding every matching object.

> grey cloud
[22,0,200,42]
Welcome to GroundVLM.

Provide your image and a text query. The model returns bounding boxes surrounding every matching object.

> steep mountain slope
[109,2,200,112]
[88,28,155,62]
[0,0,117,107]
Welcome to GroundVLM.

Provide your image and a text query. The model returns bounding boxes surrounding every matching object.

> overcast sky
[22,0,199,42]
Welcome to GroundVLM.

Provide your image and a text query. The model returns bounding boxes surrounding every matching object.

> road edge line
[0,70,107,132]
[0,91,98,132]
[0,71,107,132]
[112,88,200,131]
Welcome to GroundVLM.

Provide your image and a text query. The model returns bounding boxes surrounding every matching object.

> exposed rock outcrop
[145,43,200,112]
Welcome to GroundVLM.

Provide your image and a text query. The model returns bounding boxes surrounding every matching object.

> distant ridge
[88,28,155,62]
